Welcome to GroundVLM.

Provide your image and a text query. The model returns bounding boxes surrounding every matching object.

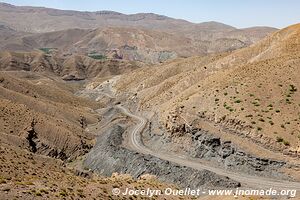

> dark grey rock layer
[84,125,241,189]
[189,128,285,176]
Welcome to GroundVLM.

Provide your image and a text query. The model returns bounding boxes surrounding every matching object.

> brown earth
[0,71,101,160]
[0,143,188,200]
[0,3,277,63]
[0,2,298,198]
[113,23,300,158]
[0,51,143,80]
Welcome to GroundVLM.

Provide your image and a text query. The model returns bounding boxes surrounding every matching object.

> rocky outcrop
[189,129,285,174]
[84,125,241,189]
[25,119,38,153]
[163,125,286,178]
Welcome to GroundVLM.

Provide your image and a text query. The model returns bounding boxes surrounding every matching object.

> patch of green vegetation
[251,101,260,107]
[35,191,42,196]
[59,189,68,197]
[0,179,6,184]
[40,189,49,194]
[88,54,107,60]
[276,136,284,143]
[39,48,56,54]
[276,136,291,146]
[289,84,297,93]
[283,140,290,146]
[234,99,242,103]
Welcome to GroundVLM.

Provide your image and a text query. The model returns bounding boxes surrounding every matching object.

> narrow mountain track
[116,105,300,191]
[81,82,300,191]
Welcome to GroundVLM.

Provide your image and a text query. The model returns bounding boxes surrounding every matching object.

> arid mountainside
[0,71,101,160]
[0,24,32,51]
[0,51,142,80]
[1,143,187,200]
[1,2,300,199]
[0,26,274,63]
[0,2,276,36]
[113,24,300,158]
[0,3,276,63]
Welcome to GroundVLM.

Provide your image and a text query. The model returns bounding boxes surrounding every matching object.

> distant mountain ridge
[0,2,277,63]
[0,2,275,34]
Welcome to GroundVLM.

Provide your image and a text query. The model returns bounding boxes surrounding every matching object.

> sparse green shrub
[35,192,42,196]
[289,85,297,92]
[276,137,284,143]
[283,140,290,146]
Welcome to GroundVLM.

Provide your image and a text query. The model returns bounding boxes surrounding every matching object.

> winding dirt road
[82,81,300,192]
[116,105,300,191]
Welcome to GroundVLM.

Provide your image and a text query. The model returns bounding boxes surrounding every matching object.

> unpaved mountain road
[116,105,300,191]
[81,82,300,192]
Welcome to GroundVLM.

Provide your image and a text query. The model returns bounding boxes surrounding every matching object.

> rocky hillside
[0,3,277,63]
[0,2,276,36]
[113,24,300,158]
[0,26,274,63]
[0,143,187,200]
[0,51,143,80]
[0,71,101,160]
